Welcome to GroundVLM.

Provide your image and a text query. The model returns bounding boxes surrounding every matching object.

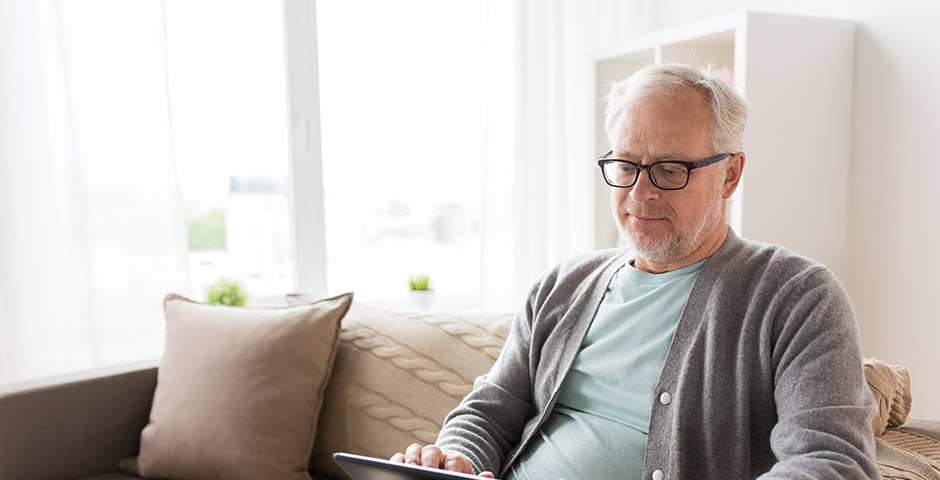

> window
[0,0,306,384]
[166,0,296,302]
[317,1,487,307]
[0,0,492,384]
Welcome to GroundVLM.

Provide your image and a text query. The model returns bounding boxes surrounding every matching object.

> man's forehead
[611,94,712,157]
[612,121,707,158]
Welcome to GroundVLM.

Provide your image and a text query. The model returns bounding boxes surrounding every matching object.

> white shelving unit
[593,11,856,281]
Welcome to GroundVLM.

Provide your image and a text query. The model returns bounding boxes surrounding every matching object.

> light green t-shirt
[508,258,705,480]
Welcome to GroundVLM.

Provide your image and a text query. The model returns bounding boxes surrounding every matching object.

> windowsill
[360,292,484,312]
[249,292,489,313]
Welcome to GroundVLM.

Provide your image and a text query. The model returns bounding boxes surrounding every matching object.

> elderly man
[392,63,880,479]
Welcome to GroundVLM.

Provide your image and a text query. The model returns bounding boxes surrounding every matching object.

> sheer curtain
[481,0,598,311]
[0,0,190,384]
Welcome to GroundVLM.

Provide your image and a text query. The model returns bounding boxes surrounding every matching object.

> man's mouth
[620,203,671,225]
[629,214,665,224]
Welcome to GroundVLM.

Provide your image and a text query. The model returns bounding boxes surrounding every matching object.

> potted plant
[206,277,248,307]
[407,274,435,310]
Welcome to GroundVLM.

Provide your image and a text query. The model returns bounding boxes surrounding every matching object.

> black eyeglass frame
[596,150,734,190]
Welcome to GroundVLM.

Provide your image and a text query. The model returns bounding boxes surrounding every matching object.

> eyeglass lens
[603,162,689,189]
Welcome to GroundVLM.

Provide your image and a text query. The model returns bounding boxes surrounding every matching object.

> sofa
[1,297,938,480]
[0,297,512,480]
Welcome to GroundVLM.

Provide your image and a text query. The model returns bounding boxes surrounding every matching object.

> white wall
[594,0,940,419]
[849,1,940,421]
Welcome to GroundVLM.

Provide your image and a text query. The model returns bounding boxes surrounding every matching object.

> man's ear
[722,153,745,198]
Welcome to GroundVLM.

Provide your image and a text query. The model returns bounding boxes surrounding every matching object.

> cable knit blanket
[865,358,940,479]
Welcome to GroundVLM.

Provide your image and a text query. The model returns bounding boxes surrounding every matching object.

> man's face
[610,88,733,268]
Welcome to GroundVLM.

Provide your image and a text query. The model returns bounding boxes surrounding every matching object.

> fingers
[404,443,424,466]
[443,452,486,477]
[420,444,445,468]
[400,443,446,469]
[442,452,473,474]
[391,445,484,477]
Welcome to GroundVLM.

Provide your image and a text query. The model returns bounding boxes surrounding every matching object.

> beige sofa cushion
[122,293,353,480]
[866,358,912,436]
[864,358,940,478]
[310,304,512,479]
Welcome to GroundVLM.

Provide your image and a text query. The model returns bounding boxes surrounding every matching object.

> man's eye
[657,164,684,176]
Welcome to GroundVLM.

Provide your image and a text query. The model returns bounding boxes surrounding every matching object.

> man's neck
[633,224,728,274]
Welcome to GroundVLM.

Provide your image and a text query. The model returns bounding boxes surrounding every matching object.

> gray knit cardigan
[437,229,881,479]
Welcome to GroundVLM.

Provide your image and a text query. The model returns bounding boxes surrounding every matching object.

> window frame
[282,0,328,297]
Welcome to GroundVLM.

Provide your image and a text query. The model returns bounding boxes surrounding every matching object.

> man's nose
[629,168,660,202]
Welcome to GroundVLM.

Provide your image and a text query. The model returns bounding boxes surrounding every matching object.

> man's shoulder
[711,231,841,292]
[725,233,824,267]
[694,233,856,335]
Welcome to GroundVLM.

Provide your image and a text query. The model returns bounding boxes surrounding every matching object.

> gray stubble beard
[617,177,725,264]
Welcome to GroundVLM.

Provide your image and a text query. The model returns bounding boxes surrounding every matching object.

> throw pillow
[302,302,512,479]
[120,292,353,480]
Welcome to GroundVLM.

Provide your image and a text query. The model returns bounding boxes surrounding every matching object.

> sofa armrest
[0,360,158,480]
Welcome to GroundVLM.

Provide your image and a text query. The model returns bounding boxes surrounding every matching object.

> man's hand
[390,443,495,478]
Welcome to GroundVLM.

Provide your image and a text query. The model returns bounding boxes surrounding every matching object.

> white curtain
[481,0,598,311]
[0,0,191,384]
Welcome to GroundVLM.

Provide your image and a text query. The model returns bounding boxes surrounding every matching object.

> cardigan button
[652,469,665,480]
[659,391,672,405]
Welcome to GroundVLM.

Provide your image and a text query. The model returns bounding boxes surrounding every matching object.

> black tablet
[333,452,498,480]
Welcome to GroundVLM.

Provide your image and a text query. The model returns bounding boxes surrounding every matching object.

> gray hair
[604,63,749,154]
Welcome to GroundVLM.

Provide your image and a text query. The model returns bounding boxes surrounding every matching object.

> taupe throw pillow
[121,292,353,480]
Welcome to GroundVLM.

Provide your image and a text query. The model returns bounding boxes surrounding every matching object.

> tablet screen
[333,452,499,480]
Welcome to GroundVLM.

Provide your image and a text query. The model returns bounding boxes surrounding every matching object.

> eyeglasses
[596,151,733,190]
